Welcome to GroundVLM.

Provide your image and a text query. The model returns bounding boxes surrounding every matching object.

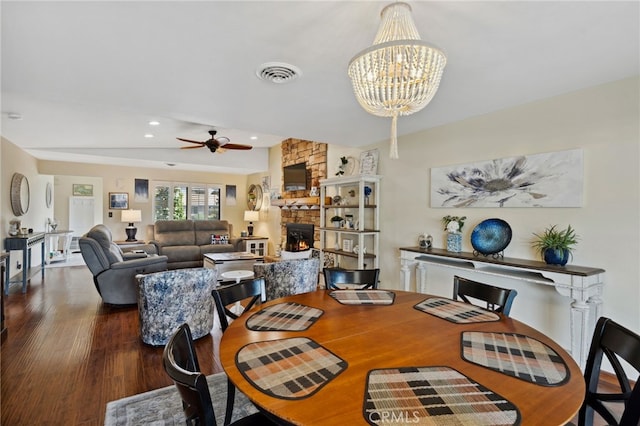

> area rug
[104,372,258,426]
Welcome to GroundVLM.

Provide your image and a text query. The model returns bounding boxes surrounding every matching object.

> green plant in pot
[532,225,578,266]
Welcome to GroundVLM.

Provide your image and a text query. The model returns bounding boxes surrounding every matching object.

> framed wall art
[359,149,379,175]
[109,192,129,209]
[430,148,583,208]
[73,183,94,196]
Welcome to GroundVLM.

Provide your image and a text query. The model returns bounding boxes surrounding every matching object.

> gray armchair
[79,224,168,305]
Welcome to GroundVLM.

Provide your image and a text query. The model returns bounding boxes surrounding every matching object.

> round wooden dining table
[219,289,584,425]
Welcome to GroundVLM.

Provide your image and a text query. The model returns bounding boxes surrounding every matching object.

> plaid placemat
[414,297,501,323]
[236,337,347,400]
[329,290,395,305]
[245,302,323,331]
[364,366,520,426]
[461,332,570,386]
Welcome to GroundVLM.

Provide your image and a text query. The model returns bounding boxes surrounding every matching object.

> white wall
[373,76,639,347]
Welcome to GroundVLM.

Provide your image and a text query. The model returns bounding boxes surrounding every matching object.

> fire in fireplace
[285,223,314,252]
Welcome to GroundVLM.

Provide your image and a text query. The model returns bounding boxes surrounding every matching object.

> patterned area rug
[104,372,258,426]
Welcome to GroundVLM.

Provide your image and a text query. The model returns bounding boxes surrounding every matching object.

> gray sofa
[150,220,242,269]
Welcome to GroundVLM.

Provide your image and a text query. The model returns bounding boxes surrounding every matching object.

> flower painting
[431,149,583,208]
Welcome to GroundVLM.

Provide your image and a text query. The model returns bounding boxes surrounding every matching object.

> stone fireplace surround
[278,138,326,248]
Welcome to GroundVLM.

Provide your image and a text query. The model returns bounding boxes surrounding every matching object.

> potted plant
[532,225,579,266]
[330,215,344,228]
[442,215,466,252]
[441,215,467,233]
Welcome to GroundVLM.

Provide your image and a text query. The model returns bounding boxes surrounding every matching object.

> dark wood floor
[0,262,623,425]
[1,264,223,425]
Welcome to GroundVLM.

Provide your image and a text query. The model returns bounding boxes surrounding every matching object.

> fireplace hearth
[285,223,314,252]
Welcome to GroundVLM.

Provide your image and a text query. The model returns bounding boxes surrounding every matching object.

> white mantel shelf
[399,246,605,370]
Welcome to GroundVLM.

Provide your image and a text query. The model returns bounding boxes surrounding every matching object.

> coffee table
[203,252,264,277]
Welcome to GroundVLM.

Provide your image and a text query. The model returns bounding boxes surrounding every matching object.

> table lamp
[244,210,259,236]
[121,209,142,241]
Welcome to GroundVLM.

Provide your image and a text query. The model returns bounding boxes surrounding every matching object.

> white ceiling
[2,1,638,174]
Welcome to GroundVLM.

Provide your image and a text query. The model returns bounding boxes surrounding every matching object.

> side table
[239,236,268,256]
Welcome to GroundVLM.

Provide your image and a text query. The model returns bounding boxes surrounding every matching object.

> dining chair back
[212,278,264,331]
[453,275,517,316]
[578,316,640,426]
[211,279,264,425]
[163,323,215,425]
[323,268,380,290]
[163,323,274,426]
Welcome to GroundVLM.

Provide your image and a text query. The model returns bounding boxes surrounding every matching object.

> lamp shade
[244,210,260,222]
[121,209,142,223]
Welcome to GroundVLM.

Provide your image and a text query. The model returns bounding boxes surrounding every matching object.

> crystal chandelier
[348,2,446,159]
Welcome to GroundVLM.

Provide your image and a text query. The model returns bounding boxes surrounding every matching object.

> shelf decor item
[532,225,578,266]
[442,215,466,253]
[330,216,344,228]
[471,218,512,258]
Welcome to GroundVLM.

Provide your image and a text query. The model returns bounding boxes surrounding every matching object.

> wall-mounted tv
[283,162,308,191]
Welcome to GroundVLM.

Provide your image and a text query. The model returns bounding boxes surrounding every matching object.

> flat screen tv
[283,162,308,191]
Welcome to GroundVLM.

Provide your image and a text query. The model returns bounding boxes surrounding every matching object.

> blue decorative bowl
[471,219,512,256]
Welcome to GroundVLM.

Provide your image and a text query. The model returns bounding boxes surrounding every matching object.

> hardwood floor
[0,262,626,425]
[1,264,223,425]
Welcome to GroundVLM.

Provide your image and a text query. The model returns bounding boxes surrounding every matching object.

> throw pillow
[211,234,230,245]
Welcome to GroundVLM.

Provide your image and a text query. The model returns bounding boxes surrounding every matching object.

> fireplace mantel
[271,197,319,209]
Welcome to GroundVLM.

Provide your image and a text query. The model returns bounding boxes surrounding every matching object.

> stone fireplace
[285,223,314,252]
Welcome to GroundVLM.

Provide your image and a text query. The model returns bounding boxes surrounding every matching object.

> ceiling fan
[177,130,253,153]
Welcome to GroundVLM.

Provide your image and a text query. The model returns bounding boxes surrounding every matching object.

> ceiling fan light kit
[348,2,447,159]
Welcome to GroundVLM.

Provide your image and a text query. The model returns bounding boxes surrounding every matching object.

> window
[152,182,221,221]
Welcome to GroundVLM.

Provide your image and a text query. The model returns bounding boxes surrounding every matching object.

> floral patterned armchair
[136,268,218,346]
[253,258,320,301]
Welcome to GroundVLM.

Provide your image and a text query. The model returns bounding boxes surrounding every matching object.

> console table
[4,233,46,294]
[45,230,74,264]
[399,247,605,369]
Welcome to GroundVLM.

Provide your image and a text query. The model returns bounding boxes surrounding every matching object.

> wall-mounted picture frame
[109,192,129,209]
[359,149,379,175]
[73,183,94,196]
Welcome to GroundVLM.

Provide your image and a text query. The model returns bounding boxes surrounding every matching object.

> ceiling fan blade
[180,145,204,150]
[223,143,253,150]
[177,138,205,144]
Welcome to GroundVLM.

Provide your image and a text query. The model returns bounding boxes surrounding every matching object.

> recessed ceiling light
[250,136,258,140]
[144,134,154,138]
[148,120,160,126]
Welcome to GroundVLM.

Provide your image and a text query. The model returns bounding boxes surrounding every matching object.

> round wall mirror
[247,184,263,211]
[10,173,30,216]
[45,182,53,208]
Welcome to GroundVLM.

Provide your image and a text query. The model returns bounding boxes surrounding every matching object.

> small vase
[543,248,569,266]
[446,232,462,253]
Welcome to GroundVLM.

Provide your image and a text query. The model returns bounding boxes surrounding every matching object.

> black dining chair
[212,278,265,425]
[452,275,517,316]
[578,317,640,426]
[162,323,273,426]
[323,268,380,290]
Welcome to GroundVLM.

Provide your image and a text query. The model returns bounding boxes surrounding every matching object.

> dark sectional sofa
[150,220,242,269]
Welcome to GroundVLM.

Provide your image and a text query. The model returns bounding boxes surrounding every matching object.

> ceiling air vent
[256,62,302,84]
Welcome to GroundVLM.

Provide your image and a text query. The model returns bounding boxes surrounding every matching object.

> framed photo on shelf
[73,183,94,196]
[359,149,379,175]
[109,192,129,209]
